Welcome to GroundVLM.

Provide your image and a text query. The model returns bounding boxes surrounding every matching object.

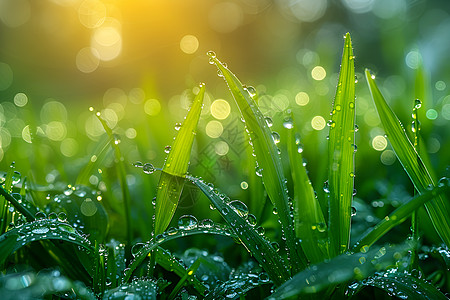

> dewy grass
[0,33,449,299]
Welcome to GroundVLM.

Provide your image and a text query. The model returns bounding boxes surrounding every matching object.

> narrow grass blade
[188,175,290,286]
[155,247,208,297]
[362,270,448,300]
[0,188,35,222]
[353,184,449,252]
[208,52,307,272]
[154,83,205,234]
[269,242,412,299]
[286,115,328,263]
[96,113,132,246]
[123,219,237,282]
[0,234,17,265]
[365,69,450,248]
[327,32,356,257]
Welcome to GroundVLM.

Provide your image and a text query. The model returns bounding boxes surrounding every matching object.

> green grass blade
[123,219,236,282]
[187,175,290,286]
[327,32,356,257]
[363,270,448,300]
[353,184,449,252]
[208,52,307,272]
[96,113,132,246]
[153,83,205,235]
[286,115,328,263]
[269,242,412,299]
[0,234,18,265]
[1,218,93,253]
[365,69,450,248]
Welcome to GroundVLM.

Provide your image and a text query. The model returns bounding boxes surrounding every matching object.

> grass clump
[0,33,449,299]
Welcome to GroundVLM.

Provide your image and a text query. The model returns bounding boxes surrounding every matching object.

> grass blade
[353,184,449,252]
[285,114,328,263]
[154,83,205,234]
[365,69,450,248]
[362,270,448,300]
[327,32,356,257]
[208,52,307,272]
[269,242,412,299]
[96,113,132,246]
[187,175,290,286]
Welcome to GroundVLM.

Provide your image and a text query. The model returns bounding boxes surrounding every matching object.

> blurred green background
[0,0,449,241]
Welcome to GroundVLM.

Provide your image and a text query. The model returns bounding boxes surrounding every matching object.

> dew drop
[265,117,273,128]
[174,123,182,131]
[335,104,342,111]
[58,212,67,222]
[323,181,330,194]
[354,124,359,132]
[178,215,198,230]
[272,207,278,215]
[229,200,249,218]
[32,227,50,234]
[351,206,357,217]
[200,219,214,228]
[206,51,216,59]
[246,86,257,98]
[255,226,265,235]
[133,161,144,168]
[164,146,172,154]
[247,214,257,226]
[131,243,145,257]
[143,163,156,174]
[414,99,422,109]
[283,117,294,129]
[271,132,281,144]
[35,211,46,219]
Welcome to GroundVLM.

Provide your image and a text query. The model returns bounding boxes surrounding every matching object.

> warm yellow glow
[76,47,100,73]
[180,35,199,54]
[215,141,229,155]
[372,135,387,151]
[91,24,122,61]
[206,120,223,138]
[144,99,161,116]
[211,99,231,120]
[78,0,106,29]
[311,66,326,80]
[311,116,326,130]
[295,92,309,106]
[209,2,243,33]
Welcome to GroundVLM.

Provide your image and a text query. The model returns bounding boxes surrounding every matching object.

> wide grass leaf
[286,115,328,263]
[327,32,356,257]
[208,52,306,272]
[188,175,290,286]
[361,269,448,300]
[269,242,412,299]
[353,184,449,252]
[154,84,205,234]
[365,69,450,248]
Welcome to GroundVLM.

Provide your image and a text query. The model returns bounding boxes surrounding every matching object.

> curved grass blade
[286,115,328,263]
[0,234,17,265]
[123,220,237,282]
[352,184,449,252]
[365,69,450,248]
[269,242,412,299]
[154,83,205,235]
[327,32,356,257]
[208,52,306,272]
[0,188,35,222]
[1,218,93,253]
[95,113,132,246]
[187,175,290,286]
[361,269,447,300]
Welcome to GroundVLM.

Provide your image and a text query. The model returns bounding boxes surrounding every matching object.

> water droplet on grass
[143,163,155,174]
[174,123,182,131]
[178,215,198,230]
[351,206,357,216]
[283,117,294,129]
[164,146,171,153]
[229,200,249,218]
[272,132,280,144]
[265,117,273,127]
[133,161,144,168]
